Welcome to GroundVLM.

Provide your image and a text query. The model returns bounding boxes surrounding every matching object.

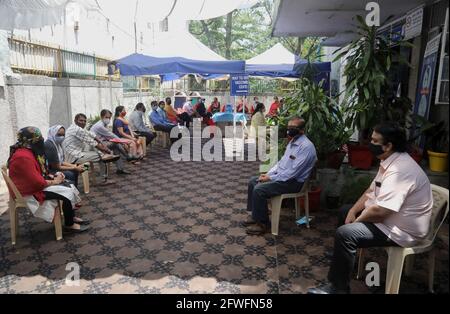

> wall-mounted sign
[404,7,424,40]
[414,33,441,118]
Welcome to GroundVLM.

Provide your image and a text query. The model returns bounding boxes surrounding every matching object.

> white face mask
[103,118,111,126]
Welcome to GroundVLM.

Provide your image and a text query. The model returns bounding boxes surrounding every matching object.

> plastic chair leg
[304,193,310,228]
[10,203,17,245]
[404,255,415,277]
[81,170,90,194]
[139,137,146,156]
[295,196,300,219]
[428,249,436,293]
[356,249,365,280]
[54,202,63,241]
[385,247,407,294]
[270,196,283,236]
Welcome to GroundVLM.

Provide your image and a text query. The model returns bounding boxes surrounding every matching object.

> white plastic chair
[155,131,170,148]
[356,184,449,294]
[270,179,310,235]
[1,165,64,245]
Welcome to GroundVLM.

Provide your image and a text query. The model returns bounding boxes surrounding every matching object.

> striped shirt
[62,124,98,163]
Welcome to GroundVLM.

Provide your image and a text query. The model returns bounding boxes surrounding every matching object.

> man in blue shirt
[149,101,180,143]
[243,116,317,235]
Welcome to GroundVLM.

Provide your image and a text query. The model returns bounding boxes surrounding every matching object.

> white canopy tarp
[145,31,226,61]
[0,0,99,30]
[247,43,296,65]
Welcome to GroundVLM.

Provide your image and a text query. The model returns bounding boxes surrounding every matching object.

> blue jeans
[247,176,303,225]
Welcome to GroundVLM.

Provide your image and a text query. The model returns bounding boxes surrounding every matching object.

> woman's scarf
[47,125,65,164]
[8,126,48,176]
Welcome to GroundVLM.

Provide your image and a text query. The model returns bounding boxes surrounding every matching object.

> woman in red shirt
[267,96,281,117]
[8,127,89,233]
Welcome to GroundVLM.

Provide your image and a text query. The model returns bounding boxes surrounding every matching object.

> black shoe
[126,156,139,162]
[241,217,257,227]
[307,283,350,294]
[73,218,90,225]
[63,224,90,233]
[116,169,131,175]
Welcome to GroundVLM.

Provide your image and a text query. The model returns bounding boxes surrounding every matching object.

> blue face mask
[55,135,65,145]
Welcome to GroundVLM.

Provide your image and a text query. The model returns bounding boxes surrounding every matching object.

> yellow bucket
[427,150,448,172]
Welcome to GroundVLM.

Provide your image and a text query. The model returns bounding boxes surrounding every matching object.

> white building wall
[0,74,123,167]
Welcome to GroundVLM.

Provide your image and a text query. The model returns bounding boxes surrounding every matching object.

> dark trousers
[178,112,192,128]
[328,204,398,290]
[247,176,303,225]
[135,130,155,145]
[154,124,181,143]
[44,191,75,226]
[62,170,79,188]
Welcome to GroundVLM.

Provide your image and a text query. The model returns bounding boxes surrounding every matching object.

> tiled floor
[0,143,448,294]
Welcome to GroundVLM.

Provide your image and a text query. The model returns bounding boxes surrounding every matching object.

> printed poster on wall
[413,33,441,119]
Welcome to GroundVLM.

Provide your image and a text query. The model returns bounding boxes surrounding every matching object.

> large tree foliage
[189,0,322,61]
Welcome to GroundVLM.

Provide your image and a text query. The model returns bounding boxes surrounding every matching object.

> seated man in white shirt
[62,113,120,185]
[308,123,433,294]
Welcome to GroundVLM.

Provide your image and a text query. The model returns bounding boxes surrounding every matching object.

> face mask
[368,143,385,157]
[55,136,65,145]
[120,111,127,117]
[31,139,45,156]
[287,128,301,138]
[103,118,111,126]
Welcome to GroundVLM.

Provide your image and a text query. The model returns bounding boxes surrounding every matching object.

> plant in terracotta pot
[334,16,412,169]
[281,78,352,168]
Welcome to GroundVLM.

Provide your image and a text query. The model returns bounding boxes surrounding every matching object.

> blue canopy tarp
[109,53,245,77]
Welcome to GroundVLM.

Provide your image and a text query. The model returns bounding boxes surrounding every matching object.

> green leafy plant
[87,115,101,130]
[340,172,375,205]
[424,121,449,153]
[277,78,352,161]
[334,15,412,137]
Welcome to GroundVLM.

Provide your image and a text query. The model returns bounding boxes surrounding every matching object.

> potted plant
[424,121,449,172]
[334,16,412,169]
[281,78,352,168]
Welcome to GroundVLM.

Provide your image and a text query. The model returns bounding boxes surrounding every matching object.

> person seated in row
[249,102,266,146]
[251,96,259,113]
[208,97,221,115]
[91,109,137,173]
[164,97,191,127]
[236,96,251,114]
[128,103,155,146]
[243,116,317,235]
[308,123,433,294]
[63,113,119,185]
[113,106,145,162]
[221,103,234,113]
[149,101,179,143]
[182,93,198,127]
[266,96,281,118]
[9,127,89,233]
[45,125,85,189]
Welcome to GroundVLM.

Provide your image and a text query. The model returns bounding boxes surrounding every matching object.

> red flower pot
[326,151,346,169]
[348,144,373,170]
[298,186,322,212]
[409,151,423,164]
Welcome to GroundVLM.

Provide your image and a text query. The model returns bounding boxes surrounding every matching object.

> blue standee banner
[230,74,249,96]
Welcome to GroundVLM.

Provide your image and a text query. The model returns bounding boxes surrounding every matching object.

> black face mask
[368,143,385,157]
[31,139,45,156]
[287,128,301,138]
